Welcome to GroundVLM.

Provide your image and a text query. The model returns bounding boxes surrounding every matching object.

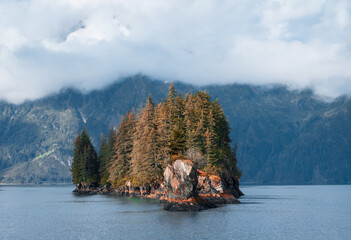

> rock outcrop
[197,170,240,204]
[74,159,242,211]
[112,182,164,199]
[73,182,101,194]
[161,159,217,211]
[220,171,244,198]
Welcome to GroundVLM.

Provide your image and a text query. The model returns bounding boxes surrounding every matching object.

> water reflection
[1,185,350,240]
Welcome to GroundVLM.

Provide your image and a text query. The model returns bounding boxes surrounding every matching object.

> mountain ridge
[0,75,350,184]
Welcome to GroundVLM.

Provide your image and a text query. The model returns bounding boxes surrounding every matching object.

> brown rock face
[197,170,240,204]
[162,159,216,211]
[73,159,243,211]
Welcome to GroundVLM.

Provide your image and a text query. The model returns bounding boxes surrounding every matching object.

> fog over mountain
[1,0,351,103]
[0,1,350,184]
[0,76,350,184]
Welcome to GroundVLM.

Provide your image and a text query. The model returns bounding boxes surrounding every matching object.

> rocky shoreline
[74,159,243,211]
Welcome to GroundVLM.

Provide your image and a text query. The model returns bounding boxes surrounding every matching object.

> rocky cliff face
[161,159,217,211]
[197,170,241,204]
[74,159,242,211]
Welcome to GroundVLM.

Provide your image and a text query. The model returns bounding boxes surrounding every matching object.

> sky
[0,0,351,103]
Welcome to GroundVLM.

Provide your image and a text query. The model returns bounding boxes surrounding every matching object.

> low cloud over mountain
[1,0,351,103]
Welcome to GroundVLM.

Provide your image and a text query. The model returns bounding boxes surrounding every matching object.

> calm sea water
[1,185,350,240]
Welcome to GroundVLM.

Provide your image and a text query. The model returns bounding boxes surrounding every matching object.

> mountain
[0,75,350,184]
[206,85,351,184]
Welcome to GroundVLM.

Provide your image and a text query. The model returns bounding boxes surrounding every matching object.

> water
[1,185,350,240]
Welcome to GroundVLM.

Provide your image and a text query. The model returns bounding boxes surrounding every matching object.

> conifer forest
[71,83,241,188]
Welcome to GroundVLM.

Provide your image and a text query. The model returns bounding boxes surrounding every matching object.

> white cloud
[0,0,350,103]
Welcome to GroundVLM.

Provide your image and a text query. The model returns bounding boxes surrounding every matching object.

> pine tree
[98,127,115,186]
[155,103,170,172]
[109,112,136,187]
[167,82,176,106]
[169,122,187,156]
[71,128,99,186]
[168,93,187,156]
[79,83,242,188]
[184,93,197,149]
[72,133,82,184]
[164,82,177,133]
[131,96,159,186]
[81,129,99,186]
[174,93,185,121]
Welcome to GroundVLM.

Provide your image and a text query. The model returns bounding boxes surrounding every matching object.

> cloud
[0,0,350,103]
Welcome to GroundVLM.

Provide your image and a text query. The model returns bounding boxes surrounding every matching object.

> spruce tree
[169,122,187,156]
[131,96,159,186]
[83,83,242,188]
[98,128,115,187]
[109,111,136,187]
[155,103,170,172]
[169,94,187,156]
[165,82,177,134]
[81,129,99,186]
[72,133,82,184]
[71,128,99,187]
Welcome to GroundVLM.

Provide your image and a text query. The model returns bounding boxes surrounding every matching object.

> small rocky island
[72,83,243,211]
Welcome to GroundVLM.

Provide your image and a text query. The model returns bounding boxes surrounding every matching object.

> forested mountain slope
[0,75,350,184]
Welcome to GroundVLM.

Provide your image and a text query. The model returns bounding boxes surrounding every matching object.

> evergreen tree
[81,129,99,186]
[167,82,176,106]
[98,127,115,186]
[169,122,187,156]
[109,111,136,187]
[174,93,185,122]
[71,128,99,186]
[75,83,242,187]
[71,133,82,184]
[164,82,177,134]
[155,103,170,172]
[169,94,187,156]
[131,96,160,186]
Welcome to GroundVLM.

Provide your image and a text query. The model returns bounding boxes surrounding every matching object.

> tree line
[71,83,241,187]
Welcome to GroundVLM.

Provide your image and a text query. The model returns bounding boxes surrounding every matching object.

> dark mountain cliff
[0,75,350,184]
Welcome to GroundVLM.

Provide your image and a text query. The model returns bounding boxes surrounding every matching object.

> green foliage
[98,128,115,186]
[76,82,241,187]
[131,96,161,186]
[109,111,136,187]
[169,122,187,155]
[71,135,82,184]
[71,128,99,186]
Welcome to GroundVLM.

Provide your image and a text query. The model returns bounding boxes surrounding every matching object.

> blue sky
[0,0,350,103]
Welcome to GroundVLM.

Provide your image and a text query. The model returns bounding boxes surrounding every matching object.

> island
[72,83,243,211]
